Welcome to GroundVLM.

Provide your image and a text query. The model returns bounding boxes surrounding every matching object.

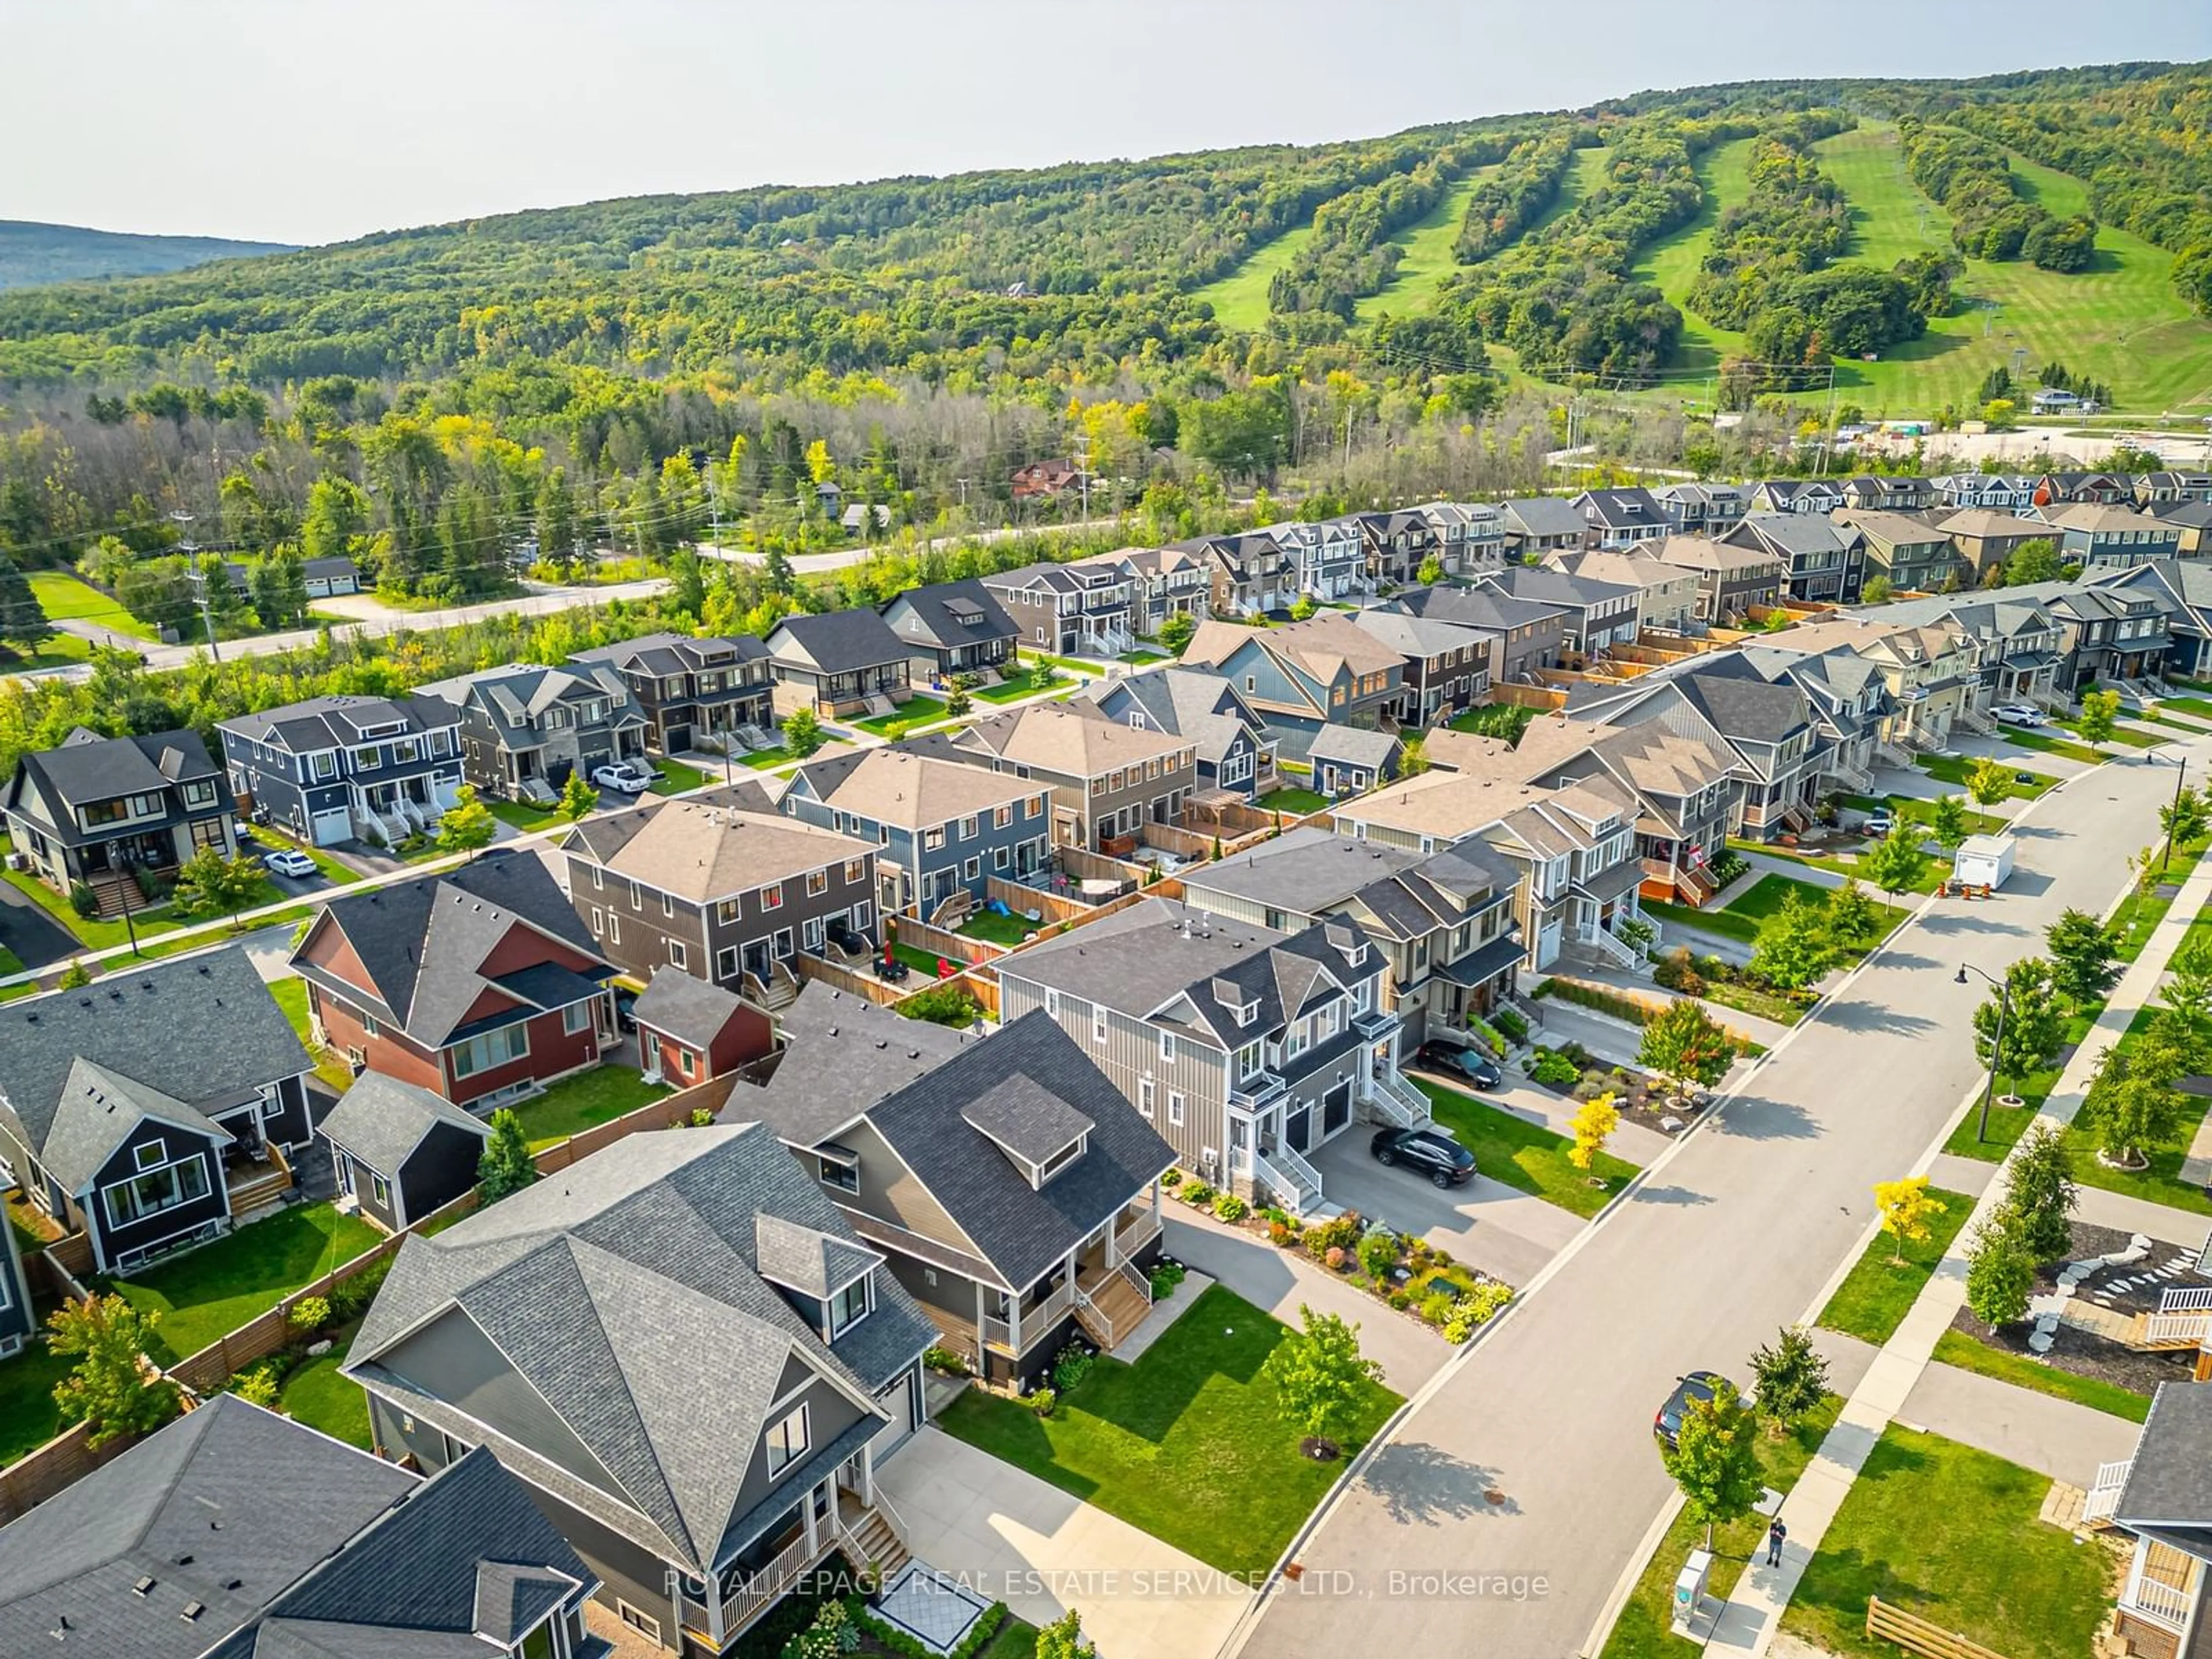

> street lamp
[2163,753,2189,874]
[1955,963,2009,1144]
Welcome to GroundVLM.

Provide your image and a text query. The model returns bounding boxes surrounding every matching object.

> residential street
[1228,744,2199,1659]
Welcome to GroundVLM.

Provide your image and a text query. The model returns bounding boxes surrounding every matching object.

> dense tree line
[1453,128,1584,263]
[1896,120,2098,271]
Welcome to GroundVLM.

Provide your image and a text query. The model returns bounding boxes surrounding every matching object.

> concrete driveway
[0,879,79,969]
[875,1427,1251,1658]
[1306,1131,1585,1290]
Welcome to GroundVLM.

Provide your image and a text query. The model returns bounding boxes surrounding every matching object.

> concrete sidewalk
[1699,842,2212,1657]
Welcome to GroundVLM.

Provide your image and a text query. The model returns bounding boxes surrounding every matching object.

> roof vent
[173,1555,193,1567]
[874,1039,887,1050]
[132,1577,156,1597]
[180,1603,204,1622]
[827,1027,838,1038]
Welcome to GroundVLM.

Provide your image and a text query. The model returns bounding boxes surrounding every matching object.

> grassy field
[1191,224,1319,332]
[29,570,157,641]
[1416,1080,1639,1218]
[1353,165,1496,323]
[1624,136,1760,380]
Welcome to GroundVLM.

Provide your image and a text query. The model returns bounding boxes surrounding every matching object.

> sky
[7,0,2211,247]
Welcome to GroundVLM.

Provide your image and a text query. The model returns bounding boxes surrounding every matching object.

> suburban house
[763,610,914,718]
[1934,472,2037,511]
[1831,509,1963,595]
[421,662,649,802]
[0,1209,28,1359]
[2082,1380,2212,1659]
[1480,565,1640,655]
[1571,486,1671,550]
[222,556,363,601]
[559,798,877,1006]
[995,897,1422,1215]
[1069,543,1211,633]
[632,967,775,1088]
[1308,724,1404,796]
[732,993,1175,1388]
[1936,507,2052,582]
[782,746,1048,920]
[1262,518,1369,603]
[318,1069,490,1233]
[1544,547,1703,635]
[1500,495,1589,558]
[1857,589,2073,710]
[1721,513,1859,604]
[1653,482,1749,536]
[1773,612,1980,753]
[290,851,620,1108]
[346,1125,937,1656]
[1653,535,1787,623]
[1749,478,1847,516]
[1347,607,1493,726]
[2091,561,2212,680]
[1841,475,1937,512]
[879,578,1020,684]
[1571,664,1818,840]
[1350,510,1440,585]
[2038,583,2173,690]
[1390,582,1571,688]
[1192,531,1294,616]
[2147,499,2212,558]
[1180,827,1522,1047]
[0,1395,607,1659]
[1176,613,1405,758]
[0,948,312,1275]
[1418,501,1509,571]
[569,632,777,756]
[2135,471,2212,507]
[1010,457,1081,501]
[217,692,464,849]
[980,560,1133,657]
[2041,502,2184,570]
[3,726,236,918]
[1074,668,1277,801]
[1737,642,1893,796]
[2032,471,2134,507]
[927,702,1197,853]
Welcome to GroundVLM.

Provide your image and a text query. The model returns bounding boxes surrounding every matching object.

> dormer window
[817,1143,859,1194]
[829,1272,873,1336]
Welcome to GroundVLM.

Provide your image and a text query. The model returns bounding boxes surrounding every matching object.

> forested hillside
[0,221,291,291]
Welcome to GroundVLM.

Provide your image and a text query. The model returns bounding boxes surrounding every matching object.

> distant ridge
[0,219,293,290]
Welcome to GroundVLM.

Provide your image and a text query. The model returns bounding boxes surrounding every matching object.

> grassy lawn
[1602,1395,1842,1659]
[1815,1185,1974,1345]
[851,694,948,737]
[29,570,156,640]
[1781,1426,2112,1659]
[1446,703,1539,741]
[2055,714,2165,751]
[1646,899,1759,945]
[1912,751,2055,796]
[1996,724,2106,764]
[1929,1329,2149,1423]
[937,1285,1400,1574]
[0,1335,71,1466]
[1257,786,1330,815]
[1626,136,1760,376]
[1416,1080,1639,1218]
[267,977,357,1092]
[649,758,710,794]
[238,826,361,887]
[1118,647,1169,664]
[2164,698,2212,721]
[278,1334,372,1448]
[974,677,1053,704]
[1191,224,1320,331]
[0,858,188,952]
[1726,836,1945,895]
[0,631,95,671]
[890,941,955,979]
[2062,1093,2212,1217]
[507,1065,672,1150]
[957,908,1033,946]
[1723,873,1830,923]
[489,799,569,834]
[108,1203,382,1365]
[739,745,796,768]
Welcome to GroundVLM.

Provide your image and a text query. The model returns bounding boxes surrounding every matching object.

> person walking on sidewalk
[1765,1518,1787,1569]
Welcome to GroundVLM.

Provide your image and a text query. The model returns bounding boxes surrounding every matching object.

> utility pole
[172,509,221,663]
[1074,434,1091,528]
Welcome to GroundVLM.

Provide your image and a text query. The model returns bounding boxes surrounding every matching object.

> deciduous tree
[1638,999,1735,1109]
[1824,880,1880,949]
[1749,892,1835,993]
[1964,1217,2036,1327]
[1860,830,1929,896]
[1873,1175,1946,1265]
[1263,1303,1385,1460]
[2045,907,2122,1007]
[1662,1378,1762,1549]
[2001,1122,2078,1261]
[1929,794,1971,850]
[1971,957,2066,1099]
[1966,757,2013,808]
[1568,1092,1620,1173]
[559,771,599,821]
[48,1294,180,1447]
[781,706,825,758]
[1748,1326,1829,1434]
[172,845,263,926]
[2161,783,2208,853]
[436,783,497,854]
[2080,1039,2186,1170]
[2075,687,2122,752]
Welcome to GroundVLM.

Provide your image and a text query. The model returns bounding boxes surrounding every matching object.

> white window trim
[765,1402,810,1476]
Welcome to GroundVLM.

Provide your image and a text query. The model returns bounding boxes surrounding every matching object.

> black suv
[1369,1127,1477,1189]
[1654,1370,1727,1448]
[1416,1040,1502,1090]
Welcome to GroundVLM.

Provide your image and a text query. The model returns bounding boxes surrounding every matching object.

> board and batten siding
[831,1120,987,1262]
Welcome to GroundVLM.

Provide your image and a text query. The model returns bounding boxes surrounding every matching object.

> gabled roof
[730,980,979,1146]
[292,853,605,1046]
[7,727,224,824]
[881,579,1018,650]
[1725,513,1852,558]
[562,799,871,903]
[43,1058,223,1194]
[1392,584,1565,633]
[765,608,910,673]
[1831,508,1948,548]
[1499,497,1588,539]
[1187,826,1425,912]
[1572,486,1665,529]
[348,1125,931,1577]
[1181,613,1404,688]
[1482,565,1638,613]
[1544,548,1698,593]
[1933,507,2047,540]
[418,664,644,746]
[631,965,756,1052]
[318,1071,490,1179]
[218,694,461,753]
[1345,607,1488,663]
[789,745,1033,830]
[1073,669,1264,767]
[1656,533,1786,575]
[945,700,1189,777]
[2114,1382,2212,1560]
[569,631,769,678]
[0,948,308,1179]
[1308,724,1402,769]
[1672,663,1813,745]
[2044,501,2178,537]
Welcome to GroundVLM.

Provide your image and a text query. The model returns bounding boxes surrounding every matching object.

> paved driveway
[0,880,79,969]
[1306,1132,1584,1291]
[876,1427,1251,1658]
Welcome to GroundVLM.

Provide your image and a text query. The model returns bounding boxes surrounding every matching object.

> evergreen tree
[2001,1123,2077,1261]
[477,1108,538,1203]
[0,550,54,653]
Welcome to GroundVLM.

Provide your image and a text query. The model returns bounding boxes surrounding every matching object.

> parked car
[1369,1127,1477,1190]
[1417,1040,1502,1089]
[1862,810,1893,838]
[1654,1370,1728,1448]
[592,762,654,794]
[1993,704,2045,726]
[261,848,318,880]
[612,988,638,1032]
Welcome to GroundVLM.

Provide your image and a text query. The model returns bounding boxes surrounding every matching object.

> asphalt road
[1231,743,2196,1659]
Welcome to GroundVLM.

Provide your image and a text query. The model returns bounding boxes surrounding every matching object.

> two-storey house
[3,727,234,917]
[1749,478,1846,516]
[1571,486,1670,550]
[1347,608,1492,726]
[347,1126,935,1656]
[1935,508,2051,583]
[782,747,1048,921]
[0,1210,28,1359]
[1831,509,1962,594]
[1479,565,1640,654]
[1180,827,1522,1046]
[2041,502,2183,571]
[560,798,877,1004]
[1353,510,1441,585]
[421,662,649,802]
[0,1395,606,1659]
[1500,495,1588,558]
[997,898,1418,1215]
[1840,475,1937,512]
[570,632,776,756]
[1544,547,1703,635]
[730,991,1173,1389]
[0,948,312,1274]
[1191,531,1294,616]
[1773,612,1979,752]
[2090,561,2212,681]
[1389,582,1571,687]
[1074,668,1275,801]
[926,702,1197,852]
[1860,590,2071,710]
[1419,502,1508,573]
[1263,518,1368,601]
[1736,642,1892,796]
[1573,664,1818,840]
[980,560,1134,656]
[1933,472,2036,511]
[2135,471,2212,507]
[1721,513,1859,604]
[1654,535,1787,623]
[878,579,1020,684]
[2078,1381,2212,1659]
[1653,482,1749,536]
[2147,499,2212,557]
[1069,544,1210,634]
[764,609,914,718]
[1178,613,1406,759]
[2032,471,2134,507]
[2032,582,2172,690]
[217,692,464,849]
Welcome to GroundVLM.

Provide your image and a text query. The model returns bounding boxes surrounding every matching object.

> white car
[262,848,318,880]
[1994,704,2046,726]
[1862,811,1895,838]
[591,762,653,794]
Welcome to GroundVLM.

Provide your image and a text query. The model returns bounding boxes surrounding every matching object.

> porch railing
[1113,1207,1163,1260]
[699,1529,827,1642]
[982,1278,1077,1354]
[1370,1066,1433,1130]
[2083,1459,2131,1525]
[2124,1574,2195,1633]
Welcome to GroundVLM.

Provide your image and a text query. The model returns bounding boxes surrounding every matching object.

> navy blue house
[217,693,465,848]
[1077,668,1276,801]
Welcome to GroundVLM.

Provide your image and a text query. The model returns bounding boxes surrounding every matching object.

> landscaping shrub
[1494,1006,1529,1044]
[1028,1386,1056,1418]
[1262,1206,1291,1229]
[1305,1212,1362,1255]
[923,1344,971,1376]
[1538,978,1656,1027]
[1707,849,1749,887]
[1147,1260,1187,1300]
[1442,1282,1514,1343]
[902,983,980,1027]
[68,881,99,919]
[1052,1347,1096,1393]
[1467,1016,1510,1056]
[1357,1228,1400,1282]
[1162,1169,1182,1188]
[288,1296,331,1334]
[1653,948,1708,996]
[326,1260,391,1323]
[1268,1221,1292,1245]
[1211,1192,1249,1223]
[1529,1048,1580,1088]
[1387,1291,1412,1311]
[853,1597,1011,1659]
[1419,1290,1457,1326]
[1180,1180,1216,1207]
[1324,1246,1348,1270]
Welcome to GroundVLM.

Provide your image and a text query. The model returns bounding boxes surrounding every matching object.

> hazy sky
[8,0,2211,247]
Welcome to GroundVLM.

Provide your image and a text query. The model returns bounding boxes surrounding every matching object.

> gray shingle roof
[1501,497,1588,539]
[317,1071,489,1179]
[768,608,911,673]
[569,631,768,677]
[730,981,979,1145]
[2115,1381,2212,1560]
[883,579,1018,651]
[217,694,460,753]
[754,1213,881,1299]
[1308,724,1402,770]
[631,965,752,1051]
[15,726,222,808]
[1392,584,1562,633]
[1186,825,1424,911]
[0,948,309,1181]
[1074,669,1262,768]
[1673,666,1810,745]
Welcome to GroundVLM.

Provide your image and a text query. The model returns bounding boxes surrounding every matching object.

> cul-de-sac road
[1232,741,2196,1658]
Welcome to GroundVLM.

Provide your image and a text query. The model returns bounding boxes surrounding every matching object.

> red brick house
[630,965,774,1086]
[1010,459,1080,502]
[289,853,621,1108]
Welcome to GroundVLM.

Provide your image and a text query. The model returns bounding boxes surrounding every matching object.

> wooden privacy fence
[889,914,1006,966]
[1486,683,1569,711]
[0,1424,136,1527]
[796,952,908,1006]
[1864,1597,2012,1659]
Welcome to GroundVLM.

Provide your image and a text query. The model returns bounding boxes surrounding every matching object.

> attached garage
[871,1364,922,1460]
[1323,1081,1353,1138]
[309,805,354,846]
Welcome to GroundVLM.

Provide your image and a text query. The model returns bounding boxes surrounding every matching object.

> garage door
[309,807,353,847]
[1323,1082,1352,1136]
[870,1368,919,1461]
[1285,1104,1312,1153]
